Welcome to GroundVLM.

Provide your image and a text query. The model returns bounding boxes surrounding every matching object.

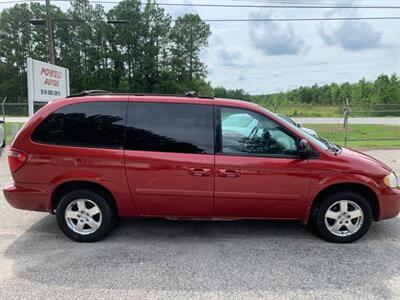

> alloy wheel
[324,200,364,237]
[64,199,102,235]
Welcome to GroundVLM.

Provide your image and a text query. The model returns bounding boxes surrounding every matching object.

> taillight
[8,149,28,173]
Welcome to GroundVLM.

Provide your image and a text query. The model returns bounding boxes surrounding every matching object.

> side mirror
[298,139,313,157]
[296,122,302,128]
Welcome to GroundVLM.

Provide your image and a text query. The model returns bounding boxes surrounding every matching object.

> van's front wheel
[314,192,372,243]
[56,189,114,242]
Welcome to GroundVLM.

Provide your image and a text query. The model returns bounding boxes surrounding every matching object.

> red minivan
[3,92,400,243]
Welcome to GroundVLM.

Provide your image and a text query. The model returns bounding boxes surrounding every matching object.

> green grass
[304,124,400,149]
[252,100,344,117]
[4,122,24,143]
[255,102,400,118]
[3,122,399,149]
[274,106,342,117]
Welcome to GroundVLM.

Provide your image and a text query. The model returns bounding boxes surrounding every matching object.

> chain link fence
[2,100,400,117]
[265,103,400,117]
[342,101,399,147]
[1,100,46,116]
[267,102,400,147]
[1,97,400,148]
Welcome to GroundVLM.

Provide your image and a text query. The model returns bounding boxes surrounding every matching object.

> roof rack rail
[67,90,214,99]
[184,91,215,99]
[132,93,184,97]
[184,91,198,97]
[132,91,213,99]
[80,90,111,96]
[67,90,111,98]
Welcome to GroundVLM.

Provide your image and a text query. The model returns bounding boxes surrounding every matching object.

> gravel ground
[0,147,399,300]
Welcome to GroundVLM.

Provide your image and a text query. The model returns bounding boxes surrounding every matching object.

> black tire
[313,191,372,243]
[56,189,115,242]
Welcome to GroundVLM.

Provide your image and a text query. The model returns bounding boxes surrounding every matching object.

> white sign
[27,58,70,116]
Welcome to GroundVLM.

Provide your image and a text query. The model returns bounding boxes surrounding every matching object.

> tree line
[252,74,400,106]
[0,0,219,100]
[0,0,399,106]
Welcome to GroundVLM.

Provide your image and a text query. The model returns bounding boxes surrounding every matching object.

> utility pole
[45,0,56,64]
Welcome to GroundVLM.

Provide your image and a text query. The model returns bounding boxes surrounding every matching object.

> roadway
[0,148,399,299]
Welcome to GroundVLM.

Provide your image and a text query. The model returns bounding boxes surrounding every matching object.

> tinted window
[32,102,126,148]
[221,107,299,157]
[126,102,214,154]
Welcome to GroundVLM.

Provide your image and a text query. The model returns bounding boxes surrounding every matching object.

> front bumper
[378,187,400,220]
[3,182,52,213]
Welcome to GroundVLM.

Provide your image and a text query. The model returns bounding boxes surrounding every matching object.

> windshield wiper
[319,137,341,153]
[333,142,342,153]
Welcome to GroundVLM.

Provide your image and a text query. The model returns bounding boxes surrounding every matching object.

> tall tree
[107,0,143,92]
[0,1,215,99]
[139,1,171,92]
[169,14,211,87]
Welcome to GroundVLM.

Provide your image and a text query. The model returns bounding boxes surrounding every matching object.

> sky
[1,0,400,94]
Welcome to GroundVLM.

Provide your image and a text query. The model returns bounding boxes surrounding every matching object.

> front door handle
[217,169,241,178]
[188,168,211,177]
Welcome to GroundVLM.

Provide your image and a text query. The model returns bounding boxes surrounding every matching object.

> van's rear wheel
[314,192,372,243]
[56,189,114,242]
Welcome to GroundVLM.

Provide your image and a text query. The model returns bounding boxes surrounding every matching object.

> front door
[215,106,311,219]
[124,101,215,217]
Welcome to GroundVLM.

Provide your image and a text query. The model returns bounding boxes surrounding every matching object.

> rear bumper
[3,182,52,213]
[378,188,400,220]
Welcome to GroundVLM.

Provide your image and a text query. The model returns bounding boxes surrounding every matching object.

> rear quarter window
[31,101,127,149]
[126,102,214,154]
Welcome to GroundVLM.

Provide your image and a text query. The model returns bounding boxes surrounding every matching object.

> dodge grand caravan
[3,92,400,243]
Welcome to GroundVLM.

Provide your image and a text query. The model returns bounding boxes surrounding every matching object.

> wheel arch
[308,182,379,223]
[51,180,118,214]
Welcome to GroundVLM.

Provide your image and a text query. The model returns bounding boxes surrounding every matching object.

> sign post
[27,58,70,117]
[343,98,350,147]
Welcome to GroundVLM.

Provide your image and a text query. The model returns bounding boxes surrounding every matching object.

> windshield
[258,106,329,151]
[223,114,254,127]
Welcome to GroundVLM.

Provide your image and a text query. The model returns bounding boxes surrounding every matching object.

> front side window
[31,102,127,148]
[126,102,214,154]
[220,107,299,157]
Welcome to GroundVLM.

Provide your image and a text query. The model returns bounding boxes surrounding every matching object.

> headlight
[383,172,398,188]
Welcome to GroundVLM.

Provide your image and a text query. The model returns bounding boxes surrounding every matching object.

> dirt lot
[0,148,399,299]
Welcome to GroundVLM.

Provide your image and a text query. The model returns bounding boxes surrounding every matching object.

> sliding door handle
[217,169,241,178]
[188,168,211,177]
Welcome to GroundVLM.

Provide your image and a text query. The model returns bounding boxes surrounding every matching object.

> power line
[2,0,400,9]
[176,16,400,22]
[70,1,400,9]
[127,2,400,9]
[226,0,398,5]
[147,2,400,10]
[2,1,400,22]
[22,16,400,22]
[246,64,398,76]
[221,56,400,71]
[214,60,399,77]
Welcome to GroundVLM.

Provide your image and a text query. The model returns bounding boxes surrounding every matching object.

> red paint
[214,155,310,219]
[3,95,400,223]
[125,151,214,217]
[8,149,27,173]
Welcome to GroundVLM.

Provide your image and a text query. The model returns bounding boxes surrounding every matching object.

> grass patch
[274,106,342,117]
[3,122,24,143]
[254,101,400,118]
[304,124,400,148]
